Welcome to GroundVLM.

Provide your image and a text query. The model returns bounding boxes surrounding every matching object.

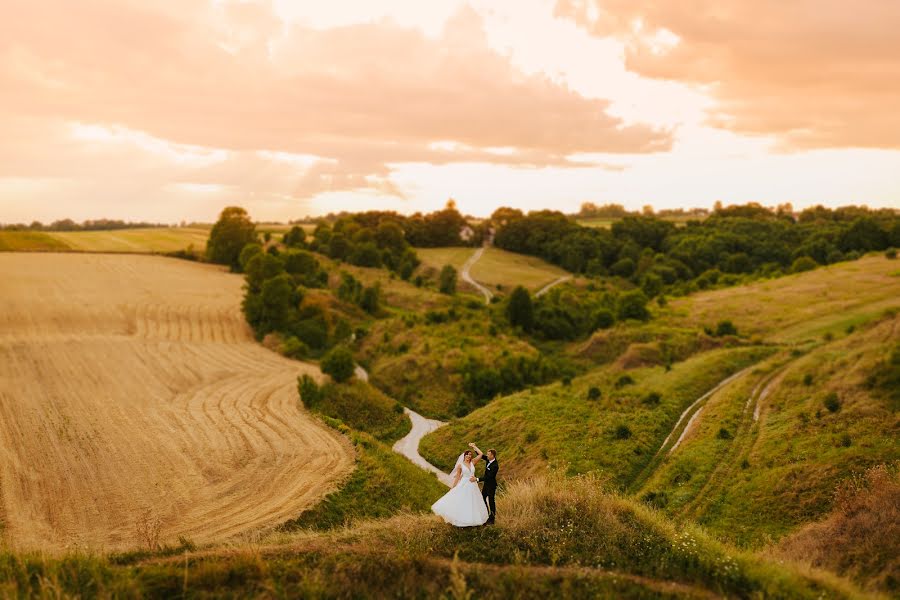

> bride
[431,443,490,527]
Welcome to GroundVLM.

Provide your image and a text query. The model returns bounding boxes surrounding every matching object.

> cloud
[0,0,671,209]
[555,0,900,149]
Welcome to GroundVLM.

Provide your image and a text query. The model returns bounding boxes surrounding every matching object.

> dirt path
[0,253,354,551]
[534,275,573,297]
[392,409,452,486]
[460,246,493,303]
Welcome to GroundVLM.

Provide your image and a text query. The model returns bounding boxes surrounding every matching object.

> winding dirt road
[392,408,452,486]
[460,246,493,303]
[0,253,353,551]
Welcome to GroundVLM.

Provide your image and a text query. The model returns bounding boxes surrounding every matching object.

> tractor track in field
[0,253,354,551]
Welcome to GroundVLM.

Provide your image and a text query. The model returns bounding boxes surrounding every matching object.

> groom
[469,443,498,525]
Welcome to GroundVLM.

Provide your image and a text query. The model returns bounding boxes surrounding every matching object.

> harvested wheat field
[0,253,353,551]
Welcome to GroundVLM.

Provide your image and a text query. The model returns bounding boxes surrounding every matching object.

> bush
[506,286,534,331]
[824,392,841,413]
[791,256,818,273]
[614,374,635,388]
[714,320,738,337]
[616,290,650,321]
[614,424,632,440]
[281,336,309,359]
[322,346,355,383]
[297,374,321,408]
[717,428,733,440]
[593,309,615,330]
[885,248,897,259]
[803,373,813,386]
[641,391,661,406]
[439,264,457,295]
[587,387,602,401]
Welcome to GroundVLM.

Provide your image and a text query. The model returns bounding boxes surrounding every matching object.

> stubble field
[0,253,353,551]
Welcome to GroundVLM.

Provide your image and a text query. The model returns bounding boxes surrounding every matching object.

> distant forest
[0,218,170,231]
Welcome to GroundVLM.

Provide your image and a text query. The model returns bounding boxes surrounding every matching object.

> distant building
[460,225,475,242]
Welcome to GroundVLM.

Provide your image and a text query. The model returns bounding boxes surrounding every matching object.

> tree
[206,206,257,271]
[238,243,263,272]
[360,285,380,315]
[244,253,285,294]
[283,225,307,247]
[439,264,457,295]
[506,286,534,331]
[321,346,355,383]
[617,290,650,321]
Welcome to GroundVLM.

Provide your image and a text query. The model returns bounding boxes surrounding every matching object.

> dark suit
[480,456,498,523]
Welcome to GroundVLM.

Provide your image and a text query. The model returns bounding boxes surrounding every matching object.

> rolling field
[0,228,209,253]
[417,246,570,293]
[0,253,353,551]
[665,255,900,343]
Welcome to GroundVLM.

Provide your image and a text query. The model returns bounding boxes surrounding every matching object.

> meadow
[416,246,569,294]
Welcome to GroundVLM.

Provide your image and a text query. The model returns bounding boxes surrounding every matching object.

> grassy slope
[643,316,899,547]
[421,346,772,485]
[664,255,900,343]
[0,476,867,599]
[469,247,571,293]
[0,231,71,251]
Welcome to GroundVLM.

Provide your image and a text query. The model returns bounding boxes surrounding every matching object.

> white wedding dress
[431,458,489,527]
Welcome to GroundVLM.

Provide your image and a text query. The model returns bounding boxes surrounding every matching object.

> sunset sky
[2,0,898,223]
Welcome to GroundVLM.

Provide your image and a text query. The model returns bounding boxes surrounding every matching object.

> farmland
[0,253,353,550]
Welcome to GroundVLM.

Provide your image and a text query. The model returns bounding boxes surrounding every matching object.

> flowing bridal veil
[431,452,489,527]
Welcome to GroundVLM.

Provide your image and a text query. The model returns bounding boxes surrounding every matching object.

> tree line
[493,204,900,298]
[1,218,170,231]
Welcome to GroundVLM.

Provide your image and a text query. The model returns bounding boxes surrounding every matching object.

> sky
[1,0,898,223]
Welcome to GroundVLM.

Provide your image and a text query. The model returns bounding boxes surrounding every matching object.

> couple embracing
[431,442,498,527]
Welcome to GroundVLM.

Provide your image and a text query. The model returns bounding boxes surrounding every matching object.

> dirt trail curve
[534,275,573,297]
[0,253,354,551]
[461,246,493,303]
[392,409,453,487]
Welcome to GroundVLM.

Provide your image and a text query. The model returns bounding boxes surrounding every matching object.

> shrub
[360,285,380,315]
[886,248,897,259]
[614,424,632,440]
[614,374,635,388]
[802,373,813,386]
[506,286,534,331]
[616,290,650,321]
[297,374,321,408]
[717,428,733,440]
[525,430,539,444]
[587,387,601,401]
[791,256,817,273]
[824,392,841,413]
[561,375,572,387]
[714,320,738,337]
[281,336,309,359]
[322,346,355,383]
[439,264,457,295]
[642,391,661,406]
[839,434,852,447]
[593,309,615,330]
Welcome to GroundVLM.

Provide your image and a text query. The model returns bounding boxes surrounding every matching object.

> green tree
[238,243,263,272]
[439,264,457,295]
[360,285,380,315]
[206,206,257,271]
[244,253,285,293]
[617,290,650,321]
[506,286,534,331]
[283,225,307,247]
[321,346,355,383]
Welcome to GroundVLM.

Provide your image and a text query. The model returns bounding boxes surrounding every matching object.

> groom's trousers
[482,485,496,521]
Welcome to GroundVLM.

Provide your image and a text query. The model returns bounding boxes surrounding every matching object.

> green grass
[281,426,446,531]
[420,346,773,486]
[669,315,900,547]
[46,227,210,253]
[664,255,900,344]
[307,380,411,443]
[0,230,72,251]
[469,247,571,293]
[0,476,866,598]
